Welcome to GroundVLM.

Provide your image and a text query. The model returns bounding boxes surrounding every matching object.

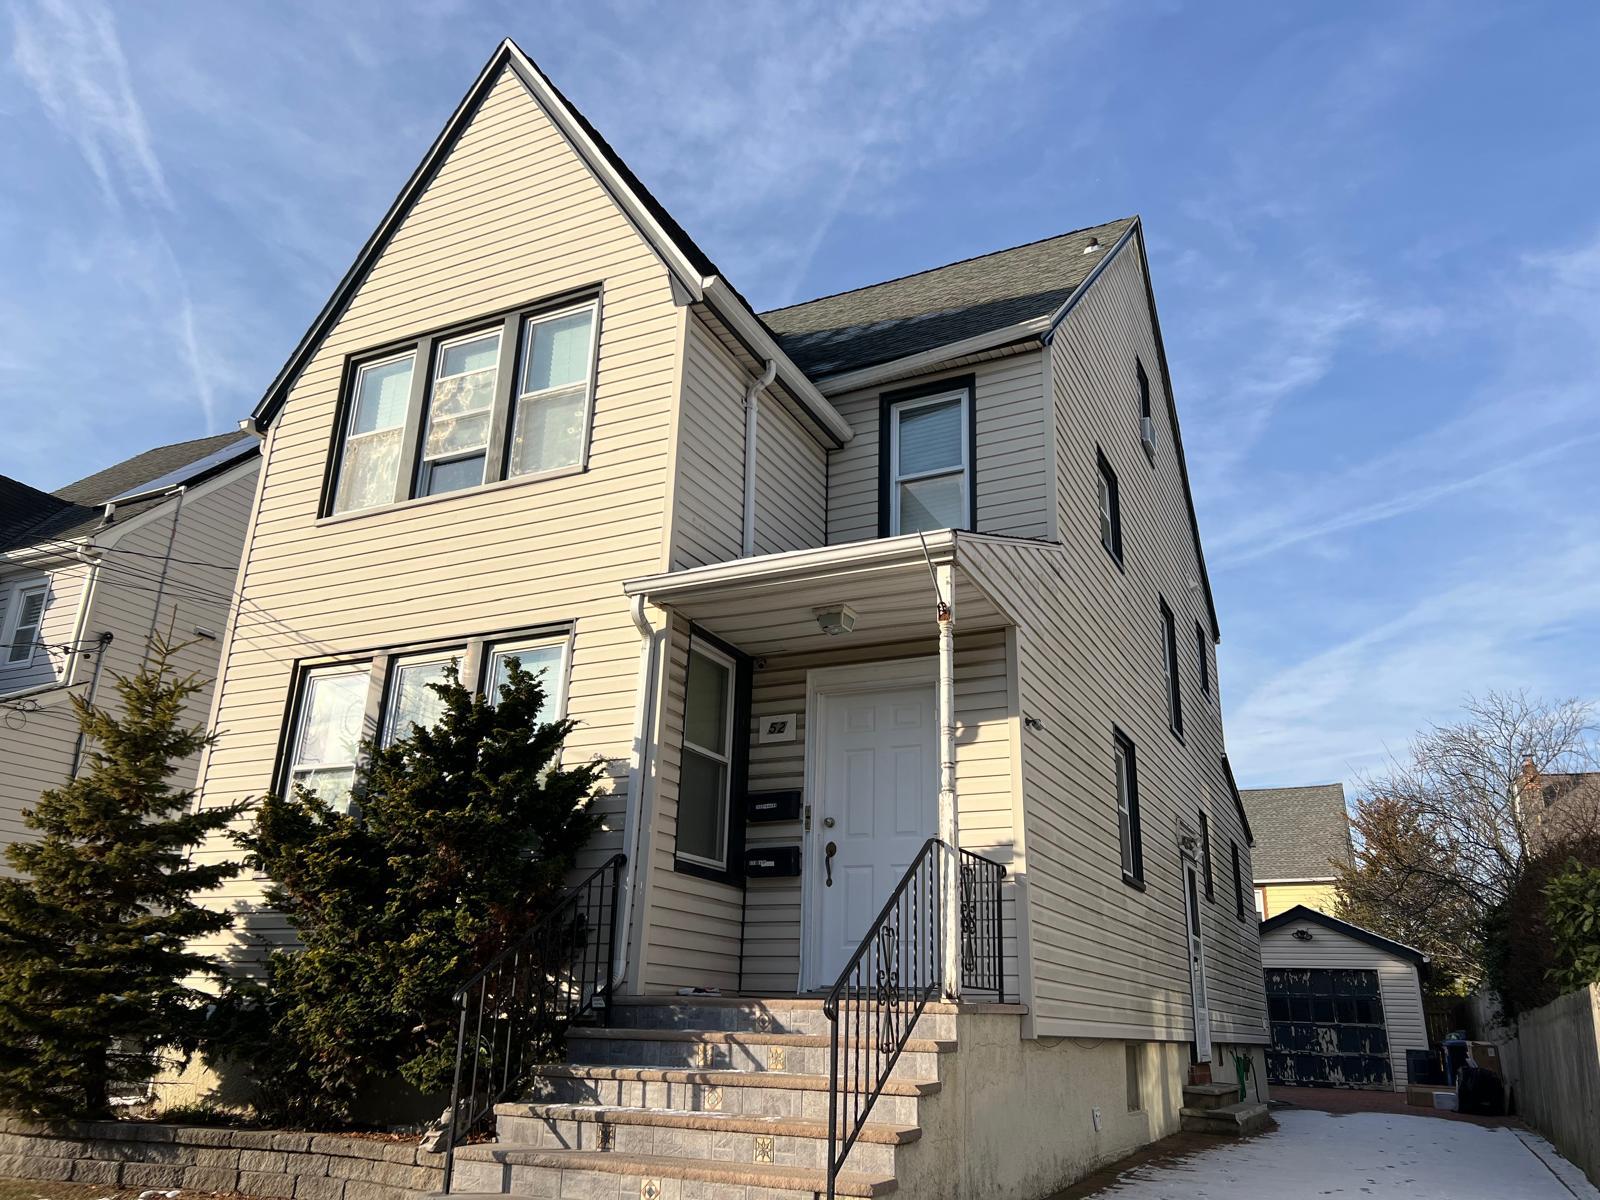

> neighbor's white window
[287,664,370,807]
[484,635,568,715]
[888,389,970,535]
[380,651,460,746]
[510,302,597,477]
[418,329,502,497]
[333,352,416,514]
[2,582,47,668]
[677,643,735,869]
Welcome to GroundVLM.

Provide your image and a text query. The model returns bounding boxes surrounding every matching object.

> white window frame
[417,327,503,497]
[332,350,417,514]
[1,580,48,669]
[510,299,601,478]
[380,649,463,747]
[285,663,372,809]
[482,633,571,717]
[887,388,971,536]
[676,640,737,871]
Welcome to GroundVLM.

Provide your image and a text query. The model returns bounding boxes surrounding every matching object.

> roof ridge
[761,215,1137,316]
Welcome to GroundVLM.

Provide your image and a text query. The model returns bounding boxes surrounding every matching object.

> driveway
[1075,1108,1599,1199]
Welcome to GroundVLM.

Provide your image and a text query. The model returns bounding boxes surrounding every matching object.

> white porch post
[936,561,961,1000]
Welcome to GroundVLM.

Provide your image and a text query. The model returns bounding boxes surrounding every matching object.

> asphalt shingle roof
[0,432,255,553]
[761,217,1137,378]
[1239,784,1353,882]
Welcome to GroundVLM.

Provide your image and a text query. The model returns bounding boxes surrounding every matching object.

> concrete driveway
[1076,1108,1599,1199]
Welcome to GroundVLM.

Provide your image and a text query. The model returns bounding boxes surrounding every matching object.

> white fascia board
[813,317,1051,397]
[1255,876,1339,885]
[624,528,957,600]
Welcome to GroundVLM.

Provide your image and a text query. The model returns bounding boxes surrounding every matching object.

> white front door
[1183,859,1213,1063]
[807,681,938,989]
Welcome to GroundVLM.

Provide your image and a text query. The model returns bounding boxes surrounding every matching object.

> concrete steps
[1179,1099,1272,1136]
[444,1147,897,1198]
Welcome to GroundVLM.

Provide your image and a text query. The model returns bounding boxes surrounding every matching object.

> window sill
[1101,543,1125,573]
[1169,725,1185,746]
[317,461,589,526]
[1122,871,1147,892]
[674,855,742,888]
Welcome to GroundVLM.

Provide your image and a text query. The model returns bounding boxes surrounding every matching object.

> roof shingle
[1239,784,1353,882]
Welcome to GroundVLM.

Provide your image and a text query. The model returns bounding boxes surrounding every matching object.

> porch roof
[622,531,1017,657]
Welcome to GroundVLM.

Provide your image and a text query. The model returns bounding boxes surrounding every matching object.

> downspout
[741,360,777,558]
[615,593,663,991]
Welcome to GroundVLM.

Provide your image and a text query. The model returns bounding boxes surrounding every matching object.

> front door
[807,681,938,989]
[1184,859,1213,1063]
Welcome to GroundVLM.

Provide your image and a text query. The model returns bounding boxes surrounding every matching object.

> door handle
[825,841,837,886]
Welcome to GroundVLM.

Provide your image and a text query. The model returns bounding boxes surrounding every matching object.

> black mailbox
[743,845,801,877]
[746,789,802,824]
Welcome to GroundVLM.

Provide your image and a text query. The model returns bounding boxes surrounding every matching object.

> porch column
[936,561,961,999]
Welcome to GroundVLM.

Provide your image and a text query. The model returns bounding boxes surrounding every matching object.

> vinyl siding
[825,352,1050,545]
[954,237,1265,1045]
[186,64,684,970]
[1260,919,1429,1089]
[1258,881,1340,919]
[0,684,80,873]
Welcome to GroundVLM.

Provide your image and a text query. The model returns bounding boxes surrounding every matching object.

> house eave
[812,319,1050,397]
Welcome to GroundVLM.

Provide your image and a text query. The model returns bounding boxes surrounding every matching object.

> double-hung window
[484,635,568,714]
[381,651,459,746]
[285,664,370,808]
[1199,809,1214,900]
[1160,599,1183,738]
[330,296,598,515]
[1232,841,1247,920]
[1113,728,1143,885]
[677,642,737,872]
[2,582,47,668]
[1096,449,1122,563]
[1196,621,1211,699]
[883,382,972,536]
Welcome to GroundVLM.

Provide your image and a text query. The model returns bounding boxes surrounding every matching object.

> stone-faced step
[446,1146,897,1199]
[565,1027,950,1080]
[493,1104,919,1176]
[1181,1081,1245,1112]
[522,1065,935,1125]
[608,996,961,1040]
[1179,1100,1272,1137]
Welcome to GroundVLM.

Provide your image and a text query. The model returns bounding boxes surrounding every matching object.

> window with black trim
[879,378,975,536]
[1232,840,1246,920]
[1137,358,1151,421]
[1196,621,1210,698]
[1096,449,1122,564]
[284,663,371,809]
[676,639,746,877]
[483,634,568,712]
[1199,809,1214,901]
[381,650,461,746]
[1159,599,1183,738]
[1113,728,1143,885]
[329,295,599,516]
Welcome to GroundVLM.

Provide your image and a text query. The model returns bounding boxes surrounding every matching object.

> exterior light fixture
[813,604,857,636]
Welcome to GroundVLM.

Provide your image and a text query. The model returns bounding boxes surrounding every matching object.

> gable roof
[1260,905,1430,970]
[1240,783,1352,881]
[0,432,256,554]
[762,218,1136,378]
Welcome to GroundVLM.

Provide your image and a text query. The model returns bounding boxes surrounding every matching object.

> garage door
[1265,967,1393,1089]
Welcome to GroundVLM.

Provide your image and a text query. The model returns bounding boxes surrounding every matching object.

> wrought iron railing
[822,839,1006,1199]
[440,853,626,1193]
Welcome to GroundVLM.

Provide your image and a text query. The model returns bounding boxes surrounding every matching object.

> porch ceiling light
[813,603,858,636]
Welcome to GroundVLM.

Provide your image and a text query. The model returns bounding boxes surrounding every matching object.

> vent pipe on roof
[1082,237,1102,254]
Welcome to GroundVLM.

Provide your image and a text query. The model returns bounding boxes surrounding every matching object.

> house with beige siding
[0,433,260,871]
[183,38,1269,1200]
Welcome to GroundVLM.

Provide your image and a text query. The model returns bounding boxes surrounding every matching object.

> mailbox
[743,845,801,877]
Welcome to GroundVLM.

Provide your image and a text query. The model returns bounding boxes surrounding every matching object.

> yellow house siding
[187,64,684,968]
[1259,880,1340,919]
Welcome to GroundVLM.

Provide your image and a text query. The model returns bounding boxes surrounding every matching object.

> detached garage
[1259,905,1431,1091]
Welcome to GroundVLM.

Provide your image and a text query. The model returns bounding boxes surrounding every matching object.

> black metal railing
[822,839,1005,1199]
[441,853,625,1193]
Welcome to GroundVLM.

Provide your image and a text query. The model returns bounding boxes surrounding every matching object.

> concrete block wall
[0,1117,442,1200]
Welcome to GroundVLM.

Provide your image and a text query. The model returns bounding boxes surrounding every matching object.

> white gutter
[815,317,1052,398]
[741,360,777,557]
[614,593,664,992]
[700,277,853,447]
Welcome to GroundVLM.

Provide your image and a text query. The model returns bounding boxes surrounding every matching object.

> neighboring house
[1260,905,1431,1091]
[1517,759,1600,852]
[1240,783,1352,919]
[0,434,261,872]
[181,39,1268,1200]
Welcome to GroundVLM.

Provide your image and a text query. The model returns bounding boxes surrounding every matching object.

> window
[677,642,736,871]
[1113,729,1143,885]
[286,664,370,808]
[484,635,569,715]
[381,651,459,746]
[882,381,973,536]
[1232,841,1247,920]
[1096,449,1122,564]
[2,582,47,668]
[1125,1043,1143,1112]
[1137,358,1151,421]
[1160,600,1183,738]
[329,296,598,515]
[1199,809,1214,901]
[1254,887,1267,919]
[1196,621,1210,698]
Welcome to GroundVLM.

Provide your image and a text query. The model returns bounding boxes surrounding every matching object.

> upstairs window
[2,582,47,668]
[882,381,973,536]
[1196,621,1211,698]
[1137,357,1151,421]
[329,296,598,516]
[1113,728,1143,885]
[1160,599,1183,738]
[1199,809,1215,901]
[1096,449,1122,564]
[1232,841,1247,920]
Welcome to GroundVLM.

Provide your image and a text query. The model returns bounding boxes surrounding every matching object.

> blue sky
[3,1,1598,789]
